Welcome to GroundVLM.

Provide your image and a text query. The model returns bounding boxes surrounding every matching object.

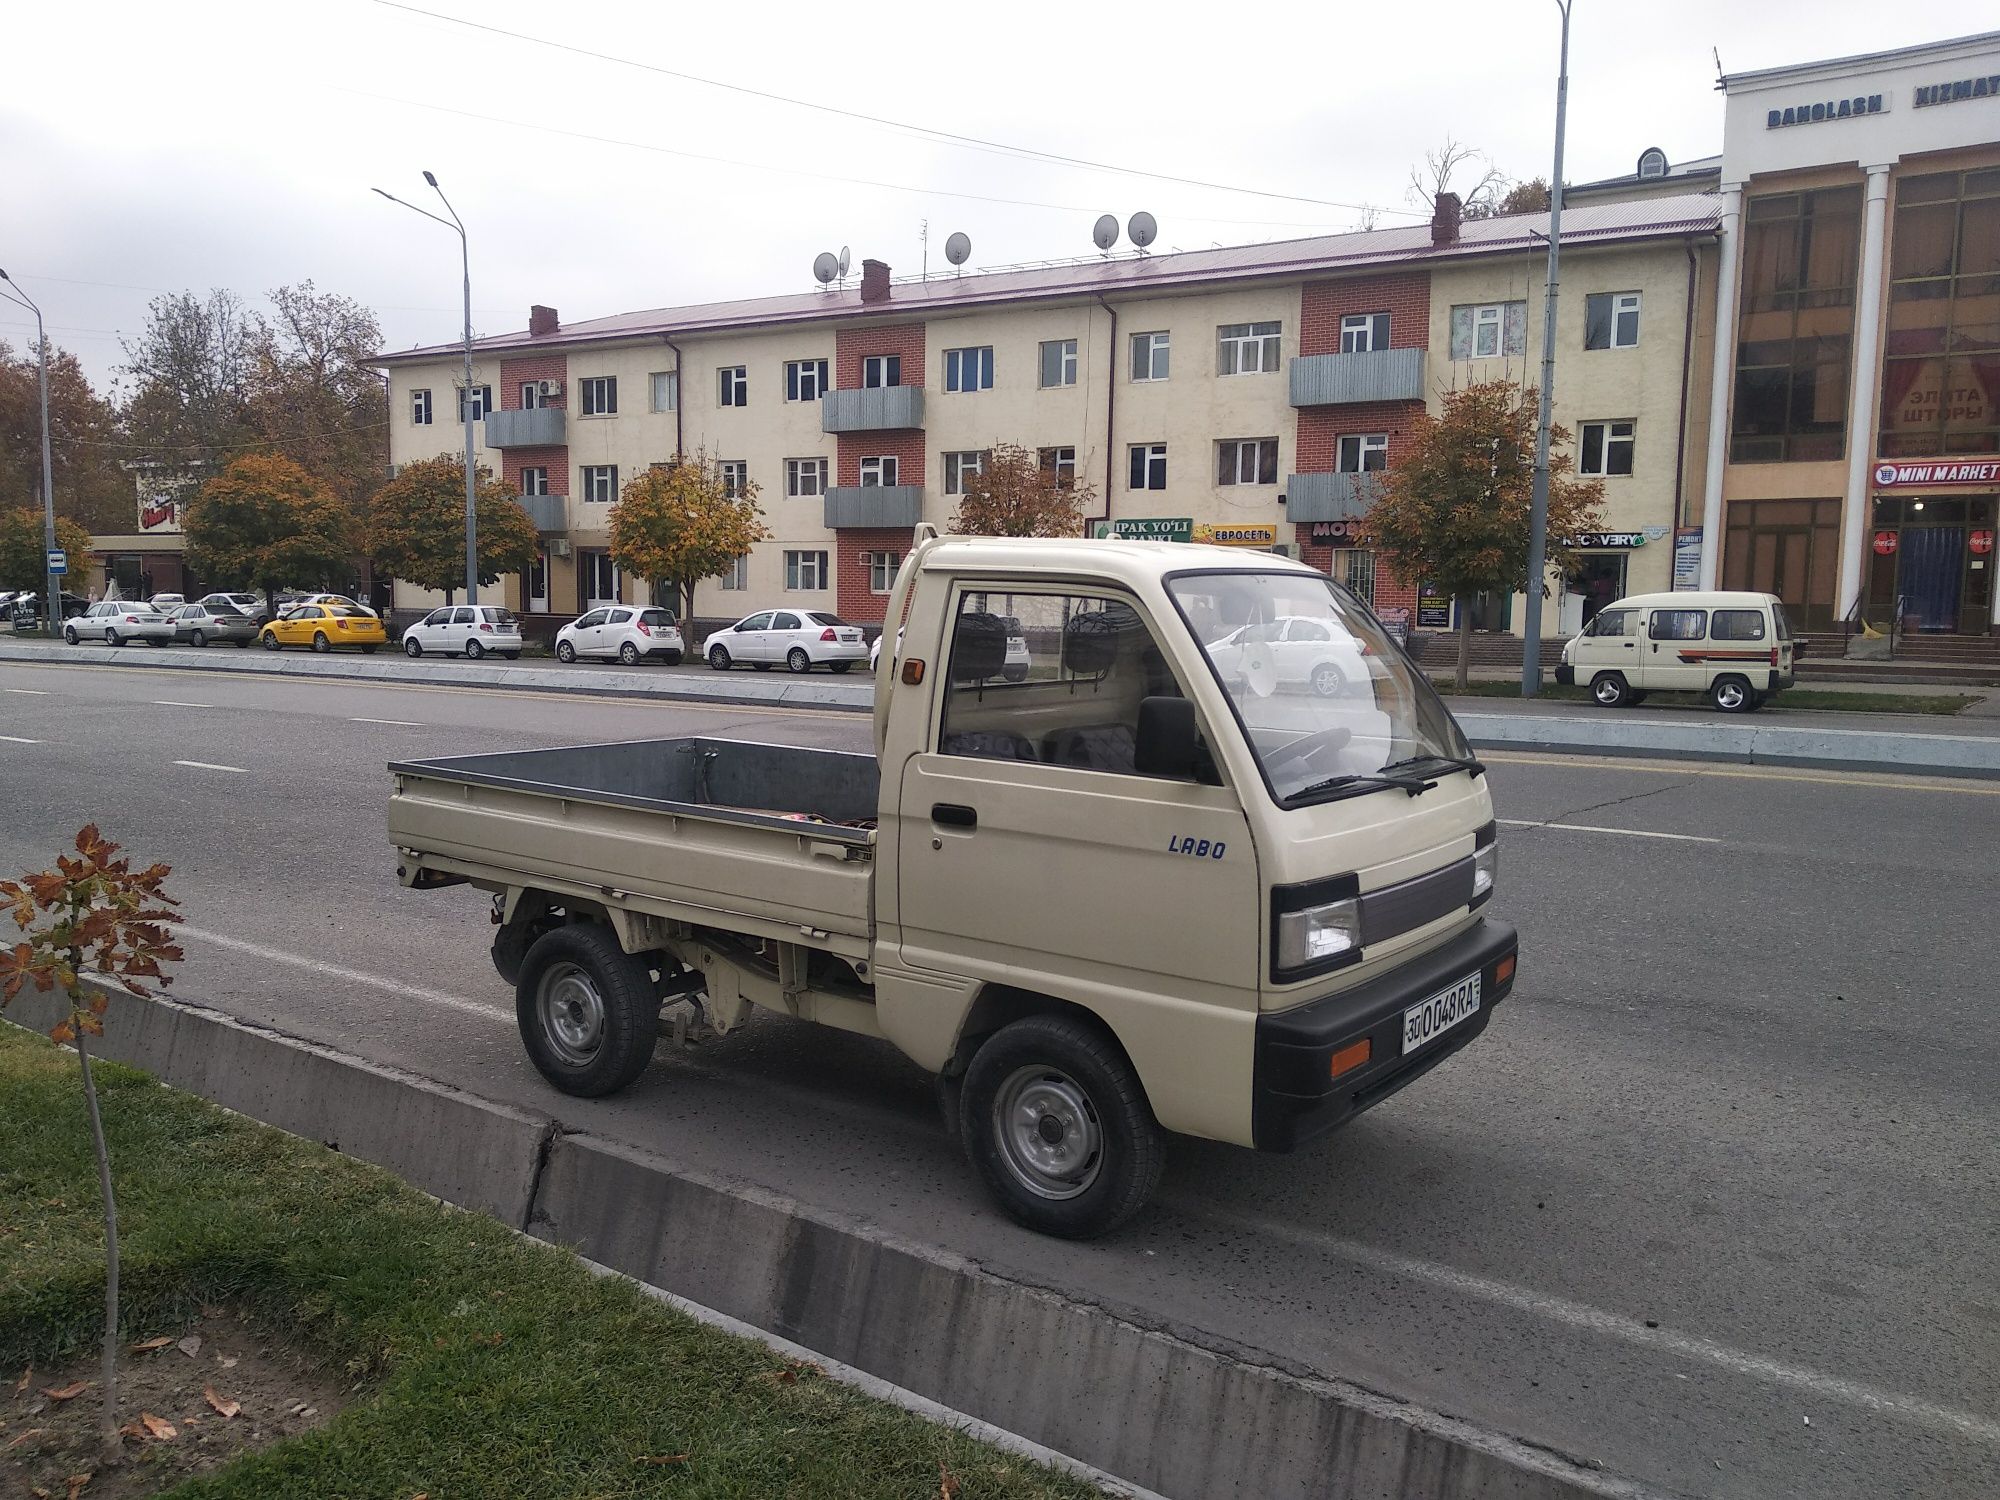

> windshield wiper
[1288,770,1438,803]
[1379,752,1486,779]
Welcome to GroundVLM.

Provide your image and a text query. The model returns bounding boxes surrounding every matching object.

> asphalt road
[1,657,1994,1500]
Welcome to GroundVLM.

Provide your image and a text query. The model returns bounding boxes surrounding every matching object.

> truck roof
[917,534,1319,585]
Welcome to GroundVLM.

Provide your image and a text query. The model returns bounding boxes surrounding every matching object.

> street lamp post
[0,270,59,634]
[1521,0,1573,697]
[374,173,479,605]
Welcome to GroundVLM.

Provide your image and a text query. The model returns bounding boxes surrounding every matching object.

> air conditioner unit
[550,538,572,558]
[538,379,564,398]
[1265,543,1296,559]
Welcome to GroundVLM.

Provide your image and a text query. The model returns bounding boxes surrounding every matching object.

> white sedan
[1206,615,1372,698]
[555,606,684,665]
[402,604,524,659]
[704,609,867,673]
[65,600,175,647]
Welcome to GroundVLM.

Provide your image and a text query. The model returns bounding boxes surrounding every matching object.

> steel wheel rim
[1595,679,1620,704]
[621,643,638,664]
[991,1064,1104,1201]
[536,960,606,1066]
[1717,682,1745,709]
[1311,664,1340,697]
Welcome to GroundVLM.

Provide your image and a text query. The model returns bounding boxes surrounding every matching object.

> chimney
[1430,192,1462,246]
[529,304,560,337]
[859,259,891,304]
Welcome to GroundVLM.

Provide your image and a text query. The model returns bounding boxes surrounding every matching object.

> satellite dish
[812,252,839,286]
[838,245,851,277]
[1092,213,1119,251]
[1127,211,1158,250]
[944,231,971,267]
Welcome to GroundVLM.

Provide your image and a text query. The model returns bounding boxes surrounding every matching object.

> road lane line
[177,925,504,1021]
[1482,750,2000,795]
[171,759,247,773]
[1178,1201,2000,1447]
[351,716,422,726]
[2,687,47,694]
[0,734,41,744]
[152,699,213,708]
[1498,818,1721,844]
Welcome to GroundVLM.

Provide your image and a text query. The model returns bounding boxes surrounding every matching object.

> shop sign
[1307,518,1365,546]
[1568,530,1650,549]
[1096,516,1191,543]
[1672,527,1703,591]
[1873,459,2000,488]
[1416,584,1452,631]
[1972,530,1995,556]
[1192,523,1277,547]
[1873,530,1899,556]
[1913,74,2000,109]
[1766,93,1886,129]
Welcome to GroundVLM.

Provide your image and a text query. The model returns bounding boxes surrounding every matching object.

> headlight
[1473,842,1498,900]
[1276,898,1359,971]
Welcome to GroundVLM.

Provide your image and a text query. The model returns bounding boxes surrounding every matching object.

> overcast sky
[2,1,1973,392]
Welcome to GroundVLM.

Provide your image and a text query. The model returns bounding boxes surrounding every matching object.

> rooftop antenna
[838,245,851,291]
[920,218,929,281]
[1091,213,1120,257]
[944,231,971,277]
[812,251,839,291]
[1127,211,1158,256]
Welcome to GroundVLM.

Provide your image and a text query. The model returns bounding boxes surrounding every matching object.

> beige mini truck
[388,527,1517,1237]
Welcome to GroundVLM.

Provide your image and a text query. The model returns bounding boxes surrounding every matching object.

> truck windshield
[1165,571,1473,805]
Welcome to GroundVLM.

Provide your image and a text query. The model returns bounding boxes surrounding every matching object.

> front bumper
[1554,663,1575,686]
[1252,917,1517,1151]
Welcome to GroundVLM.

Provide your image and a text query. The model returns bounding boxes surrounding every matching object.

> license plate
[1402,973,1481,1055]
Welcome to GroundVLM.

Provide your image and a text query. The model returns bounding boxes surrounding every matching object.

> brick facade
[499,353,569,409]
[834,323,925,390]
[1299,272,1431,356]
[499,445,569,494]
[834,528,911,623]
[835,429,926,488]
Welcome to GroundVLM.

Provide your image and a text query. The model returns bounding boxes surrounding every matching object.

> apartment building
[379,195,1720,634]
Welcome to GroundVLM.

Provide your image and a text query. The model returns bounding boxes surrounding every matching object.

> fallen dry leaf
[41,1383,87,1403]
[12,1366,29,1396]
[130,1336,174,1353]
[939,1459,961,1499]
[217,1355,239,1370]
[202,1387,240,1420]
[5,1427,44,1452]
[65,1474,90,1500]
[636,1454,689,1466]
[176,1335,202,1358]
[139,1412,177,1441]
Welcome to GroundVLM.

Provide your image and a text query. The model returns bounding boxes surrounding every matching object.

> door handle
[931,803,977,828]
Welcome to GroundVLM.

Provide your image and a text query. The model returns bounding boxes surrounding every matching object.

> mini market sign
[1873,459,2000,488]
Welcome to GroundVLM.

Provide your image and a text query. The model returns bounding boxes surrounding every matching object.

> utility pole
[0,270,59,633]
[1521,0,1573,696]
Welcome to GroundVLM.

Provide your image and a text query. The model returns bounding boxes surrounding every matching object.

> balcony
[518,493,567,533]
[1284,471,1383,523]
[484,406,567,448]
[1289,348,1426,407]
[821,385,925,433]
[824,485,924,528]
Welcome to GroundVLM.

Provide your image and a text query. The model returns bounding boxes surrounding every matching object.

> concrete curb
[1458,710,2000,777]
[5,985,1664,1500]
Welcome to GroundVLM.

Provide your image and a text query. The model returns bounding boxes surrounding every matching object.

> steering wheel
[1262,724,1353,773]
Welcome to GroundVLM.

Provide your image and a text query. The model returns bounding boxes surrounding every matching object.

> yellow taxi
[260,603,388,654]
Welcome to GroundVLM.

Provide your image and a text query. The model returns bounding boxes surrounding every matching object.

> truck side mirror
[1135,696,1199,780]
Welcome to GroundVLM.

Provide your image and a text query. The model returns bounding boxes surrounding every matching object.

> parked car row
[57,595,389,654]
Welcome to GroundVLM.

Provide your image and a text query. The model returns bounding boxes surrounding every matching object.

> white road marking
[1181,1202,2000,1447]
[178,926,506,1020]
[351,716,422,726]
[2,687,48,694]
[0,734,41,744]
[152,699,213,708]
[1498,818,1721,844]
[171,759,247,774]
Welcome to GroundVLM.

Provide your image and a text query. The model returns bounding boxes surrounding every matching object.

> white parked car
[301,593,378,618]
[704,609,867,673]
[402,604,524,660]
[66,600,174,647]
[196,591,268,623]
[869,618,1031,680]
[554,606,684,665]
[146,593,186,615]
[1205,615,1373,698]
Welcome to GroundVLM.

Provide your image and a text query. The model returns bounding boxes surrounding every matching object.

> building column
[1696,184,1743,589]
[1834,165,1895,624]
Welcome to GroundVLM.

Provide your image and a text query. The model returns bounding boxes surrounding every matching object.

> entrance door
[527,552,549,614]
[1898,527,1965,633]
[1572,553,1627,627]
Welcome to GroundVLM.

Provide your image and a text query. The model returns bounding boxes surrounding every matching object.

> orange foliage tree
[951,443,1090,537]
[183,453,357,603]
[368,455,537,605]
[609,453,770,621]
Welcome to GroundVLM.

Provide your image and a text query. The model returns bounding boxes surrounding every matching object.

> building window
[786,359,829,402]
[785,550,828,591]
[1881,168,2000,459]
[520,381,546,410]
[1340,313,1389,353]
[717,366,748,407]
[719,556,749,591]
[1449,302,1528,360]
[1039,339,1078,388]
[859,455,899,487]
[1730,187,1861,463]
[944,346,995,392]
[520,466,549,496]
[1039,446,1077,487]
[1217,321,1282,375]
[1336,433,1389,472]
[1130,330,1170,381]
[1336,549,1376,607]
[581,464,619,503]
[457,384,493,421]
[785,458,827,497]
[863,353,901,388]
[1129,443,1167,490]
[865,551,901,594]
[411,389,433,425]
[649,370,677,412]
[717,460,748,498]
[1584,292,1642,350]
[1578,420,1636,476]
[580,550,620,605]
[1216,437,1279,486]
[943,450,987,495]
[580,376,617,416]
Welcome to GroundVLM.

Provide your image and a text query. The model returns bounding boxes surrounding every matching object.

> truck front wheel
[515,925,659,1097]
[959,1015,1163,1239]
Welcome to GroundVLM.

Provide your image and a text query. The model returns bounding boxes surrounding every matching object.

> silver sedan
[172,603,261,647]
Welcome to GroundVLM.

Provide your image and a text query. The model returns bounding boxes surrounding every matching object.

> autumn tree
[0,340,131,533]
[609,454,771,621]
[369,455,538,604]
[1360,380,1605,691]
[0,507,94,597]
[1496,178,1553,215]
[183,453,357,606]
[118,289,257,490]
[950,443,1091,537]
[245,282,390,522]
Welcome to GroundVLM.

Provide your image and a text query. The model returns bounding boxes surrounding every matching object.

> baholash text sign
[1873,459,2000,488]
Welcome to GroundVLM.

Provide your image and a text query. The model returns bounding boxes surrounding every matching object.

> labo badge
[1168,835,1226,859]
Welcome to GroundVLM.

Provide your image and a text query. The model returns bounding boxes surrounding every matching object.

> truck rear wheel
[515,924,659,1097]
[959,1015,1162,1239]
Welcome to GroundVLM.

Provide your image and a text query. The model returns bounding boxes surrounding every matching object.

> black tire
[708,644,732,671]
[752,661,772,672]
[619,641,641,665]
[465,639,485,660]
[145,637,166,647]
[405,637,423,658]
[1309,661,1343,698]
[360,644,379,655]
[1626,689,1649,705]
[958,1014,1163,1239]
[514,924,660,1098]
[190,629,207,648]
[234,638,249,648]
[1589,671,1631,708]
[787,647,812,674]
[1709,674,1755,713]
[105,629,122,648]
[62,626,77,645]
[556,640,577,664]
[503,651,521,660]
[829,661,853,674]
[661,651,682,666]
[262,631,281,651]
[311,631,332,653]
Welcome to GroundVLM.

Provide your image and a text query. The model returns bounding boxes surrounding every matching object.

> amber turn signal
[1329,1037,1372,1080]
[1494,954,1516,987]
[901,659,926,685]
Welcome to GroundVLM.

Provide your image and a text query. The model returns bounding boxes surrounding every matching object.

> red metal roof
[375,193,1720,365]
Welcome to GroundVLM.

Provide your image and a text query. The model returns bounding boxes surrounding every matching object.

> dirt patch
[2,1309,349,1499]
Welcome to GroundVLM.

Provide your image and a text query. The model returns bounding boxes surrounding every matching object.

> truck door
[894,587,1259,1054]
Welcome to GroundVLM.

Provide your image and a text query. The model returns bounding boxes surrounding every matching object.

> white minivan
[1557,590,1796,712]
